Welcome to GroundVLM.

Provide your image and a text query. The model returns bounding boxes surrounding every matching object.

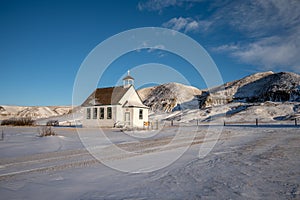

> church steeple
[123,70,134,88]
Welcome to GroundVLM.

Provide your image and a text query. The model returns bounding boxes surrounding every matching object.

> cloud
[138,41,166,50]
[147,44,166,51]
[138,0,183,12]
[234,36,300,72]
[136,42,166,57]
[138,0,202,12]
[209,0,300,72]
[139,0,300,72]
[213,0,300,38]
[212,44,239,52]
[162,17,209,33]
[213,30,300,72]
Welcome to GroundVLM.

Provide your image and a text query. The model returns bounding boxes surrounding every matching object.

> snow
[35,107,83,126]
[148,102,300,126]
[203,71,300,107]
[0,126,299,199]
[0,105,73,120]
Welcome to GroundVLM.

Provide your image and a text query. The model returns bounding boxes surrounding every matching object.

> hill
[0,105,73,120]
[198,71,300,108]
[138,82,202,112]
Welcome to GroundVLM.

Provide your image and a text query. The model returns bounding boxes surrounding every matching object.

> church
[81,72,149,128]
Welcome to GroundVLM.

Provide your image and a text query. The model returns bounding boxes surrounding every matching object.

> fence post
[1,129,4,141]
[256,118,258,127]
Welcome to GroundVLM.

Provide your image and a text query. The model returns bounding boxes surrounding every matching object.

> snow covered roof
[81,86,131,106]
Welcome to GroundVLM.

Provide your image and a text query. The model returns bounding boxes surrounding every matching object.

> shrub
[46,120,59,126]
[1,117,35,126]
[38,126,56,137]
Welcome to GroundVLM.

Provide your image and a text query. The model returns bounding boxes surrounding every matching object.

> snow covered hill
[138,82,202,112]
[139,71,300,124]
[234,72,300,102]
[0,105,73,120]
[137,71,300,113]
[155,101,300,124]
[199,71,300,108]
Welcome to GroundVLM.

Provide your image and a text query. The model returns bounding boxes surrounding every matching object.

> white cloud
[140,0,300,72]
[213,31,300,72]
[147,44,166,52]
[211,44,239,52]
[138,0,202,12]
[185,20,199,32]
[215,0,300,37]
[138,0,182,12]
[162,17,208,33]
[135,42,166,57]
[234,37,300,72]
[209,0,300,72]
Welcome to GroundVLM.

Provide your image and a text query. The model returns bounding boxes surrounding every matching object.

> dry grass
[1,118,35,126]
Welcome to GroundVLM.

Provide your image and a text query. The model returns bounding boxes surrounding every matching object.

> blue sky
[0,0,299,106]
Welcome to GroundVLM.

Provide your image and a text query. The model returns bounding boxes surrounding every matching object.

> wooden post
[295,118,298,126]
[1,129,4,141]
[171,120,173,126]
[256,118,258,127]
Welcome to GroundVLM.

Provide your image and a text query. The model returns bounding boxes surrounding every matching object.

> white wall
[119,86,141,105]
[82,106,117,128]
[83,106,149,128]
[131,107,149,128]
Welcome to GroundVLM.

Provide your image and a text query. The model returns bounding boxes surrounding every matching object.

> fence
[145,118,299,130]
[222,118,299,127]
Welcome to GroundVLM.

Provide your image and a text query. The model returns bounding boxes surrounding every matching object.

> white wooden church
[82,72,149,128]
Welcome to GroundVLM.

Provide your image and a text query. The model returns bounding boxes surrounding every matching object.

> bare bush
[1,117,35,126]
[46,120,59,126]
[38,126,56,137]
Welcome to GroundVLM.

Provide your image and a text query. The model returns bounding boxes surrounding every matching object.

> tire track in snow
[0,130,237,180]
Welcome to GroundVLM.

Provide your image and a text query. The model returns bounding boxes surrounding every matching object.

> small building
[81,72,149,128]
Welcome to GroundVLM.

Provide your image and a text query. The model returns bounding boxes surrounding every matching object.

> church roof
[81,86,131,106]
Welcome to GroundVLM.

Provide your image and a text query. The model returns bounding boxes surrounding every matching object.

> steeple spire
[123,70,134,88]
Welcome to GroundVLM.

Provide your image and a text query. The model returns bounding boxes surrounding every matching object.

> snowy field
[0,126,299,199]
